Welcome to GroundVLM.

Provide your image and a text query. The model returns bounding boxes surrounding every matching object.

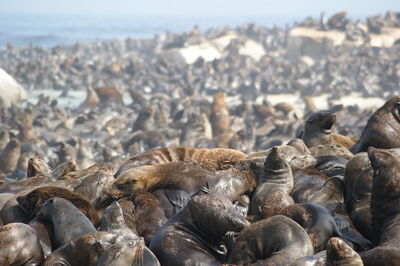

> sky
[0,0,399,17]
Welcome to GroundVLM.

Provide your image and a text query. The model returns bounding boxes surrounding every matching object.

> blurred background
[0,0,398,47]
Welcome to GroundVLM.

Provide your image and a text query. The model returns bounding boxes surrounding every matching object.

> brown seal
[259,191,295,219]
[115,147,246,177]
[210,92,231,139]
[95,85,124,104]
[97,238,160,266]
[326,237,363,266]
[81,86,100,109]
[109,162,216,198]
[226,215,313,265]
[359,148,400,265]
[351,95,400,153]
[130,190,167,245]
[0,222,44,265]
[0,138,21,173]
[27,158,52,178]
[301,110,355,148]
[249,146,294,217]
[17,186,100,226]
[238,138,315,178]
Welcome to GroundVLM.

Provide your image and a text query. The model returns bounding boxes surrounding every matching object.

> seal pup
[35,197,97,249]
[351,95,400,153]
[115,147,246,177]
[99,200,138,237]
[226,215,313,265]
[0,138,21,173]
[249,146,294,217]
[150,194,249,266]
[0,222,44,265]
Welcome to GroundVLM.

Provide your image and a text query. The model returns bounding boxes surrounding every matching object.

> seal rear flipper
[165,189,190,214]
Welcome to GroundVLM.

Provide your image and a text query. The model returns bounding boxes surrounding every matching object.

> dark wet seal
[34,197,96,249]
[351,95,400,153]
[226,215,313,265]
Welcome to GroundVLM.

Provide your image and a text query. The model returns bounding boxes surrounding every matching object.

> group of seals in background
[1,95,400,265]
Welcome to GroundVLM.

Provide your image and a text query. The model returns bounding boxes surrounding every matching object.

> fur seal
[205,168,256,202]
[301,110,355,149]
[130,190,167,245]
[27,158,52,178]
[326,237,363,266]
[210,92,231,138]
[17,186,100,226]
[359,148,400,265]
[73,171,114,205]
[249,146,294,217]
[35,197,97,249]
[239,138,315,179]
[115,147,246,177]
[351,95,400,153]
[97,239,160,266]
[226,215,313,265]
[0,138,21,173]
[259,191,295,219]
[152,189,191,218]
[278,203,371,252]
[149,194,249,266]
[99,200,138,237]
[109,162,215,198]
[343,152,373,240]
[310,144,354,160]
[0,222,44,265]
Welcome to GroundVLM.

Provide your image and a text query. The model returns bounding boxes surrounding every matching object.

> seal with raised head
[249,146,294,217]
[149,194,249,266]
[301,110,355,148]
[0,222,44,265]
[351,95,400,153]
[0,138,21,173]
[35,197,97,249]
[226,215,313,265]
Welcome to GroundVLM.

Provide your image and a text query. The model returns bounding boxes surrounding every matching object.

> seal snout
[322,113,336,130]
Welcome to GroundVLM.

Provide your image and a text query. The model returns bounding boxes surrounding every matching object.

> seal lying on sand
[351,95,400,153]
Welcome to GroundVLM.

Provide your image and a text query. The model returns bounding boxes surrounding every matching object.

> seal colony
[0,11,399,266]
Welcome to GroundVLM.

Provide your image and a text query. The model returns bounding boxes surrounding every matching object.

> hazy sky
[0,0,399,16]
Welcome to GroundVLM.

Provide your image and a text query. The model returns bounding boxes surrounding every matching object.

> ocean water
[0,13,306,49]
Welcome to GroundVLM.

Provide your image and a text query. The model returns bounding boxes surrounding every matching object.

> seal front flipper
[164,189,190,215]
